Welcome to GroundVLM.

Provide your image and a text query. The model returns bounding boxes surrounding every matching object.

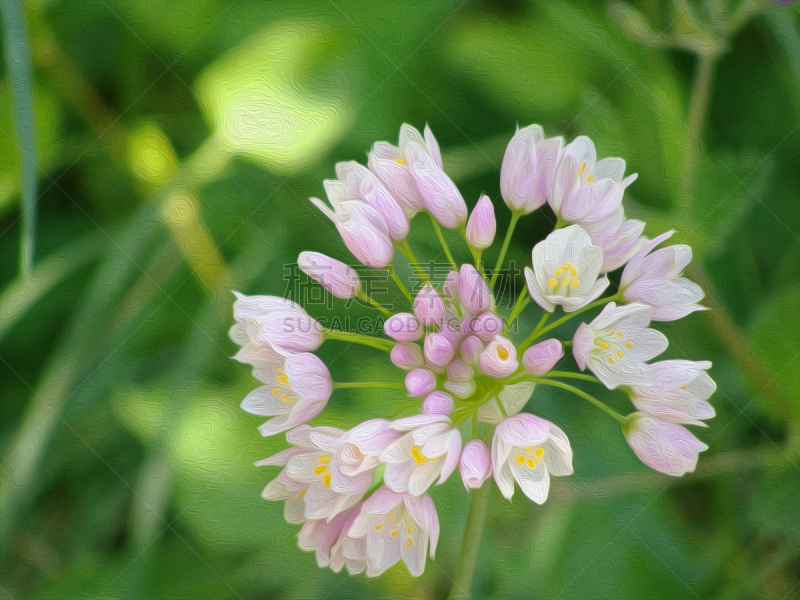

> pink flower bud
[471,312,504,342]
[624,414,707,476]
[459,440,491,489]
[297,251,361,300]
[405,368,437,397]
[384,312,423,342]
[447,358,474,382]
[443,270,460,304]
[459,335,485,365]
[413,283,445,326]
[522,339,564,376]
[459,264,491,314]
[479,335,519,378]
[466,194,496,250]
[439,322,462,348]
[390,343,424,370]
[422,391,454,415]
[406,141,467,229]
[500,124,563,214]
[424,332,456,368]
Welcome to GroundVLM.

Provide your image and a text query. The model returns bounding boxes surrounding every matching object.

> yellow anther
[410,446,439,465]
[527,458,537,469]
[406,538,413,548]
[390,529,399,538]
[569,266,578,277]
[609,329,615,335]
[393,156,407,167]
[560,277,571,289]
[616,332,624,339]
[322,473,332,487]
[407,524,414,534]
[616,350,624,358]
[497,346,509,360]
[375,523,383,531]
[598,341,610,350]
[277,375,289,385]
[586,174,595,182]
[625,342,634,348]
[548,278,558,292]
[523,446,534,454]
[579,161,587,176]
[571,279,580,289]
[296,489,306,499]
[562,262,572,270]
[279,394,294,403]
[313,465,328,475]
[679,384,688,390]
[514,454,526,466]
[535,447,545,461]
[271,388,281,396]
[318,454,332,463]
[554,267,564,277]
[608,357,616,364]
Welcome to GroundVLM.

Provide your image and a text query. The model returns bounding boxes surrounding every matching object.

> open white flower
[381,414,461,496]
[583,208,645,273]
[629,360,716,426]
[572,302,668,389]
[624,414,708,476]
[525,225,609,312]
[336,488,440,577]
[492,413,573,503]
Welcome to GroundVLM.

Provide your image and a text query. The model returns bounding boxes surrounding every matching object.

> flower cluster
[231,123,715,578]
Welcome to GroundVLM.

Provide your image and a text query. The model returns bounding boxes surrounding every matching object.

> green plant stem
[334,381,403,389]
[505,285,530,334]
[544,371,599,384]
[490,212,520,289]
[324,328,393,351]
[397,240,431,286]
[356,290,392,316]
[535,378,627,423]
[429,214,457,269]
[447,479,493,600]
[520,293,621,351]
[390,269,412,303]
[518,311,549,349]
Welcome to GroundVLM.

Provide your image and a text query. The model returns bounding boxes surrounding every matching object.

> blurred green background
[1,0,799,598]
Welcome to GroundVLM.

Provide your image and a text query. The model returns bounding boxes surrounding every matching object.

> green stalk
[520,293,621,351]
[535,378,628,423]
[504,285,530,334]
[429,213,457,269]
[397,240,432,286]
[390,269,412,303]
[324,328,393,351]
[447,479,493,600]
[334,381,403,389]
[356,290,392,316]
[490,212,520,288]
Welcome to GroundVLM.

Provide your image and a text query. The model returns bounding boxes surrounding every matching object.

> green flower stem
[505,285,530,334]
[390,269,412,304]
[324,329,393,351]
[334,381,403,389]
[544,371,602,384]
[518,311,549,349]
[429,213,457,269]
[356,290,392,316]
[397,240,432,286]
[490,211,520,289]
[447,477,493,600]
[534,377,628,424]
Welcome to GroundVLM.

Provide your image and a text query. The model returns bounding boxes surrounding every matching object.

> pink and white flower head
[335,160,409,241]
[466,194,497,249]
[424,332,456,369]
[549,136,637,225]
[629,360,716,426]
[390,342,424,370]
[524,225,609,313]
[298,508,358,570]
[422,391,455,415]
[384,312,423,342]
[310,181,394,268]
[460,440,491,489]
[297,251,361,300]
[459,335,485,365]
[492,413,573,503]
[572,302,668,390]
[583,208,645,273]
[368,126,427,216]
[620,231,706,321]
[467,311,504,342]
[238,350,331,437]
[479,335,519,379]
[522,339,564,376]
[500,124,563,214]
[336,488,440,577]
[624,414,708,476]
[232,292,324,356]
[459,263,492,314]
[405,368,437,397]
[381,414,462,496]
[413,283,446,326]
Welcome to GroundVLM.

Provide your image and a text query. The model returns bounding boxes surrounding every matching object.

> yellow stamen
[297,488,306,499]
[579,162,586,176]
[548,277,558,292]
[514,454,526,466]
[407,524,414,534]
[497,346,509,360]
[616,350,624,358]
[410,446,439,465]
[393,156,407,167]
[598,341,610,350]
[608,357,616,364]
[562,262,572,270]
[586,174,595,182]
[318,454,332,463]
[375,523,382,531]
[313,465,327,475]
[279,394,294,403]
[560,277,571,289]
[569,266,578,277]
[535,447,545,461]
[527,458,537,469]
[322,473,332,487]
[679,384,688,390]
[270,388,281,396]
[523,446,534,454]
[390,529,399,538]
[406,538,413,548]
[625,342,634,348]
[571,279,580,289]
[616,332,624,339]
[389,514,396,523]
[554,267,564,277]
[276,375,289,385]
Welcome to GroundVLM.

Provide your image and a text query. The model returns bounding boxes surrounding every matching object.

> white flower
[583,208,645,273]
[500,124,563,214]
[381,414,461,496]
[620,230,706,321]
[572,302,668,389]
[550,136,637,225]
[524,225,609,312]
[334,488,439,577]
[492,413,573,503]
[624,414,708,476]
[629,360,716,426]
